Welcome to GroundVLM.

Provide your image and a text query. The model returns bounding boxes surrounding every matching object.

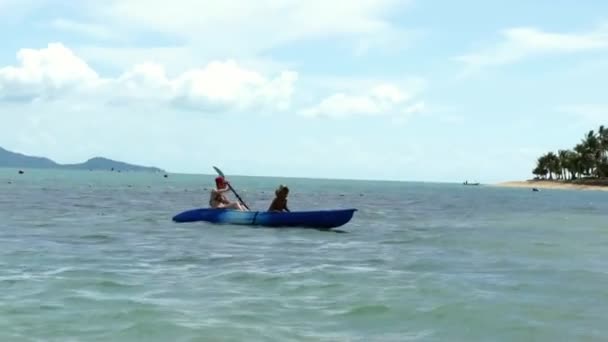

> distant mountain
[0,146,58,168]
[0,147,165,172]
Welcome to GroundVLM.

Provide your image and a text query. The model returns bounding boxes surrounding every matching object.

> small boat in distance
[463,180,480,186]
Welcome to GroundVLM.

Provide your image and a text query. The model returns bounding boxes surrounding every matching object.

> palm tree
[531,125,608,181]
[599,125,608,154]
[576,129,602,178]
[588,130,602,177]
[566,150,579,180]
[533,155,549,179]
[546,152,560,180]
[558,149,570,180]
[597,125,608,177]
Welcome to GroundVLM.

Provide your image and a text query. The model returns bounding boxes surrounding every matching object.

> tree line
[533,125,608,181]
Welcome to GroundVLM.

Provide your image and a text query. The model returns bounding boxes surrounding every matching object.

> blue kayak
[172,208,357,229]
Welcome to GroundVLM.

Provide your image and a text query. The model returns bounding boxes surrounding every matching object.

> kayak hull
[172,208,357,229]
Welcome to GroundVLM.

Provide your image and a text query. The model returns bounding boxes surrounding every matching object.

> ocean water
[1,168,607,341]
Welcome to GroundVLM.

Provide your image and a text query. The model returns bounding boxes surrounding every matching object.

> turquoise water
[1,168,607,341]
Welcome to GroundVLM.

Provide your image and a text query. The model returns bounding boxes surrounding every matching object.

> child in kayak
[209,176,246,211]
[268,185,290,212]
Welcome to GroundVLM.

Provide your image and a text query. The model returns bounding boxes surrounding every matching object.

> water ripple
[1,172,608,341]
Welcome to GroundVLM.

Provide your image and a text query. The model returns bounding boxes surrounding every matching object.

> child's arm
[268,198,278,211]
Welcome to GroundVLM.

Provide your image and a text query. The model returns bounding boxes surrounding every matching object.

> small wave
[319,282,343,290]
[224,313,267,324]
[362,258,388,265]
[164,256,202,264]
[64,291,142,305]
[0,273,42,283]
[0,278,20,286]
[96,279,138,289]
[380,239,417,245]
[43,267,74,276]
[209,253,234,259]
[73,203,99,209]
[116,319,190,337]
[39,304,64,311]
[534,241,558,247]
[339,304,391,317]
[288,282,344,294]
[123,216,159,223]
[222,271,284,283]
[79,234,116,243]
[418,302,467,317]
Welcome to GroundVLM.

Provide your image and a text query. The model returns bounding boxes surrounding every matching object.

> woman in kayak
[209,176,246,211]
[268,185,290,212]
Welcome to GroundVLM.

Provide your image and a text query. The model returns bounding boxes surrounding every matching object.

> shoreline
[495,180,608,192]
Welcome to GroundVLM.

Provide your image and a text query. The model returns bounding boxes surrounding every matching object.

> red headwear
[215,176,226,189]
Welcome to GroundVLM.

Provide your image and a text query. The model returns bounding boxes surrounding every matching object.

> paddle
[212,166,250,210]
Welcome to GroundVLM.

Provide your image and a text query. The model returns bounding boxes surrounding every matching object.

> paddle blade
[212,166,225,178]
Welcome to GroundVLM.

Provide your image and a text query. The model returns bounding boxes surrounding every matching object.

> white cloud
[300,83,425,119]
[9,1,412,73]
[0,43,298,113]
[171,61,297,112]
[2,1,416,76]
[75,46,197,75]
[456,24,608,68]
[0,43,100,101]
[102,0,400,36]
[0,43,429,120]
[84,0,409,56]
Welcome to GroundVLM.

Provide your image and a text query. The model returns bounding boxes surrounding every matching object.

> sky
[0,0,607,183]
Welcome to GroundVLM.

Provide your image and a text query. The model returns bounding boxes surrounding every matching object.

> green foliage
[533,125,608,180]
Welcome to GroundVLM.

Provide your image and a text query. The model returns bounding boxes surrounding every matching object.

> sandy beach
[496,180,608,192]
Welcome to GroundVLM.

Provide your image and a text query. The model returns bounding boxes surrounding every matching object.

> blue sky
[1,0,607,182]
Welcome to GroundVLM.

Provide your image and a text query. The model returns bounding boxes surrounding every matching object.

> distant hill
[0,146,58,168]
[0,147,165,172]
